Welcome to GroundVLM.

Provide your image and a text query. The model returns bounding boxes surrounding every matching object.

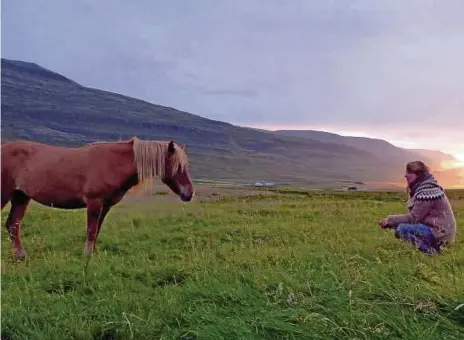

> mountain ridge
[275,129,456,171]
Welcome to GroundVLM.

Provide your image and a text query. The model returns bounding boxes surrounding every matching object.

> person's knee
[395,223,410,239]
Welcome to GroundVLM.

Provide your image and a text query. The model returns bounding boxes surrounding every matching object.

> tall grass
[2,189,463,339]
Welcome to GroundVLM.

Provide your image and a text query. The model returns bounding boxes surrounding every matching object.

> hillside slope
[1,58,457,186]
[275,130,456,172]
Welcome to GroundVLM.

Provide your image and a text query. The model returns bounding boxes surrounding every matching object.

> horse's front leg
[93,205,110,252]
[84,200,103,256]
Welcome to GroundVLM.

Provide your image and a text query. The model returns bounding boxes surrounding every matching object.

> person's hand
[379,218,391,228]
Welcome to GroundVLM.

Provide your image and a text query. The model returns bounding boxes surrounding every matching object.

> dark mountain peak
[1,58,80,86]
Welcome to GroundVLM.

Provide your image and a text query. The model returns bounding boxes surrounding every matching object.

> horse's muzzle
[180,193,194,202]
[179,185,194,202]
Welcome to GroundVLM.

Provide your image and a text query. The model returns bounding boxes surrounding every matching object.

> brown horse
[1,137,195,260]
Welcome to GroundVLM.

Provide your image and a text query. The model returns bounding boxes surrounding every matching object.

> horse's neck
[109,142,143,193]
[99,142,138,178]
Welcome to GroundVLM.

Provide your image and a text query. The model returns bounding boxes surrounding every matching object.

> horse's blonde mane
[131,137,188,195]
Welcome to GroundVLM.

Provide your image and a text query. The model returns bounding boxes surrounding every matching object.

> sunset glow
[453,154,464,164]
[441,159,464,170]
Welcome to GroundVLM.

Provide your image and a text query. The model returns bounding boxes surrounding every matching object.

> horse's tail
[1,141,27,209]
[1,159,14,209]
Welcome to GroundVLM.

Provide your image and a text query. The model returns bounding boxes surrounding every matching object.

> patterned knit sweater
[387,176,457,245]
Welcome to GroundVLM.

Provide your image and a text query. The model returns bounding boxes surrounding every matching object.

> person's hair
[406,160,430,177]
[405,160,430,196]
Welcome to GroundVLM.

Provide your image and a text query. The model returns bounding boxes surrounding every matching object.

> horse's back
[1,140,79,192]
[2,139,135,202]
[2,140,59,169]
[2,140,39,172]
[2,140,45,201]
[2,140,93,207]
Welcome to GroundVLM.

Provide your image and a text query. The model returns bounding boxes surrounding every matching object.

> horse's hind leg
[6,191,31,260]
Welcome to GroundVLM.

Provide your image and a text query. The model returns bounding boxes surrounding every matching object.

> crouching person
[380,161,457,255]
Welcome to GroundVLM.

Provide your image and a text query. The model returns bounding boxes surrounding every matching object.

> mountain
[1,58,460,187]
[274,130,457,172]
[275,130,462,187]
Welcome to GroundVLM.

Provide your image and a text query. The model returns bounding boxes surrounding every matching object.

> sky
[2,0,464,162]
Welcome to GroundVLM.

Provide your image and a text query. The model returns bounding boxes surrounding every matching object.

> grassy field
[1,187,463,339]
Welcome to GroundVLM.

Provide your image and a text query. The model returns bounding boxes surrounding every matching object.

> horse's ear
[168,140,175,154]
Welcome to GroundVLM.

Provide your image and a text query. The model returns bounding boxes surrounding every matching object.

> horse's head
[162,141,195,202]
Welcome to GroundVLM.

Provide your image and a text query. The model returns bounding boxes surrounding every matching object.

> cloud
[2,0,464,149]
[203,90,258,97]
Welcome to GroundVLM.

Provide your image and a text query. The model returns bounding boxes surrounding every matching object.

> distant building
[254,181,276,187]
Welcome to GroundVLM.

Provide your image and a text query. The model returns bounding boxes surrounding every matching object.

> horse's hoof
[13,249,27,261]
[83,248,94,256]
